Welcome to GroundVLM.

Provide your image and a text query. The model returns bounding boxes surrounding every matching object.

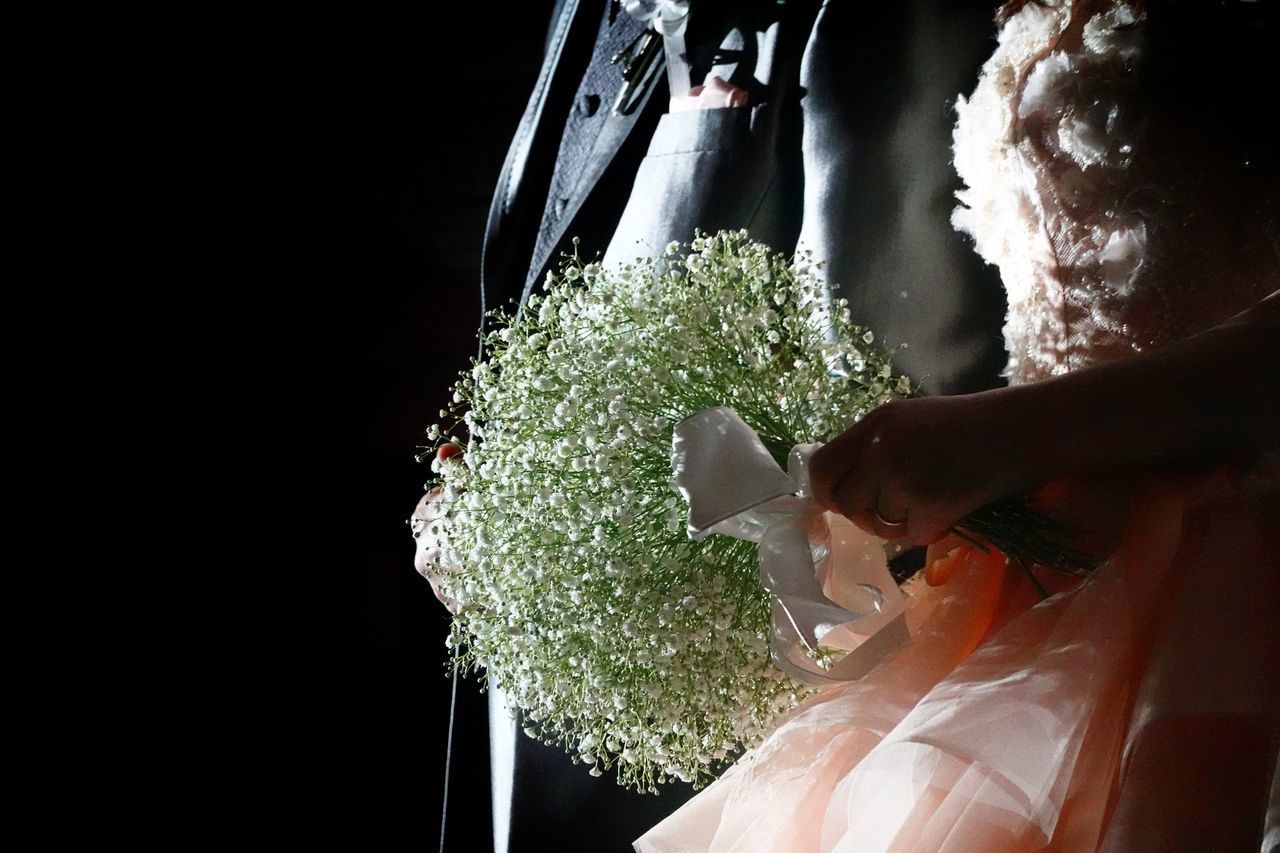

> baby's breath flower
[425,231,905,792]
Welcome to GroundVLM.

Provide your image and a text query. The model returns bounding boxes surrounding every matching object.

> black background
[280,5,560,844]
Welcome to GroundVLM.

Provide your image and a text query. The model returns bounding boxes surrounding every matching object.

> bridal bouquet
[419,231,1079,791]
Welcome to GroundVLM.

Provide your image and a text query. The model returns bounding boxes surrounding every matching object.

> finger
[908,523,950,547]
[833,481,907,541]
[873,489,908,525]
[411,488,446,528]
[843,507,883,540]
[809,431,865,511]
[867,486,912,541]
[437,443,464,463]
[908,506,964,548]
[861,507,909,541]
[829,468,877,526]
[872,516,911,540]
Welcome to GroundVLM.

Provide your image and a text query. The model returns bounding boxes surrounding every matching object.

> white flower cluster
[424,231,907,791]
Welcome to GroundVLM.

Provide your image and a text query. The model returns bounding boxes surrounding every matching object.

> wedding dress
[636,1,1279,850]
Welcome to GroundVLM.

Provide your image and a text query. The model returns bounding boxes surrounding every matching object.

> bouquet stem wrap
[673,407,910,685]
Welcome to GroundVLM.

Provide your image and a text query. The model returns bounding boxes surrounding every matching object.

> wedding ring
[874,508,908,533]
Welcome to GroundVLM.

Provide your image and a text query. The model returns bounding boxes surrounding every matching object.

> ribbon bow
[672,407,910,685]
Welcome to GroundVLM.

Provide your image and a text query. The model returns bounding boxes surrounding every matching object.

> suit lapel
[522,6,664,300]
[481,0,585,324]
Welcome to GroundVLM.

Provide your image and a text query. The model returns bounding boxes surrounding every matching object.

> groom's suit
[463,1,1006,850]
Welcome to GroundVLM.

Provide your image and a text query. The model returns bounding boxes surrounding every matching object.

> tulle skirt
[636,488,1279,852]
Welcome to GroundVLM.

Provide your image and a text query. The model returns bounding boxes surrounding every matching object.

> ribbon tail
[672,406,912,685]
[762,511,909,685]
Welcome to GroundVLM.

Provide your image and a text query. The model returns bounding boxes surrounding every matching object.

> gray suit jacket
[603,0,1007,395]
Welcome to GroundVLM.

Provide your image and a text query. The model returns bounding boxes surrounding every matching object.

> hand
[669,75,748,112]
[809,394,1031,546]
[809,291,1280,547]
[410,445,465,614]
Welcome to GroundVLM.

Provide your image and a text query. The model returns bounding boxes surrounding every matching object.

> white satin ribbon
[672,406,910,685]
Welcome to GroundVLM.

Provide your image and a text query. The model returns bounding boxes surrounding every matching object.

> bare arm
[810,291,1280,545]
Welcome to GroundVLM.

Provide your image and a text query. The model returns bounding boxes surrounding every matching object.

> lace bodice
[952,0,1276,385]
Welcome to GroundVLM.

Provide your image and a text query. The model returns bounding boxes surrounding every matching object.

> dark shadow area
[274,5,557,844]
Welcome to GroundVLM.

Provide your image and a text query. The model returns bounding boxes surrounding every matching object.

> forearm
[809,293,1278,545]
[997,292,1280,485]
